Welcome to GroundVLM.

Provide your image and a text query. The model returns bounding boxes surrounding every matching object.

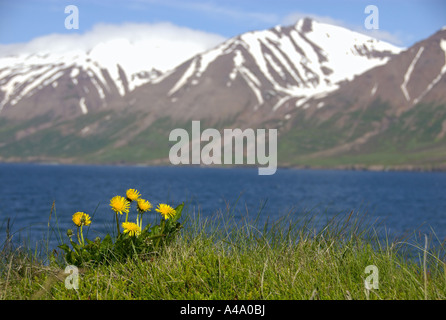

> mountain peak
[1,21,445,168]
[0,18,403,120]
[295,17,315,33]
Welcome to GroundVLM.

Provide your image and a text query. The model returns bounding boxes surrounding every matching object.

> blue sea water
[1,163,445,250]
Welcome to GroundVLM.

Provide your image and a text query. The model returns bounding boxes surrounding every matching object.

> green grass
[85,116,183,163]
[1,205,445,300]
[2,101,446,169]
[278,101,446,168]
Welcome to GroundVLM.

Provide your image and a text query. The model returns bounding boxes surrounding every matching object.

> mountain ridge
[0,18,445,170]
[0,18,401,121]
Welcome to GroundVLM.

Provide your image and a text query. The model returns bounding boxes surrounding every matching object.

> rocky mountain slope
[123,18,400,124]
[0,18,400,121]
[0,19,445,169]
[276,27,446,169]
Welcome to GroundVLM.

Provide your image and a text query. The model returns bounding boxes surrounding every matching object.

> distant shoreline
[1,158,446,173]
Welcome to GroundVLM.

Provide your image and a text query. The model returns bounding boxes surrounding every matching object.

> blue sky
[0,0,445,48]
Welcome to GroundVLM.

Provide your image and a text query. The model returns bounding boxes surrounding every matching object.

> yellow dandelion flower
[137,198,152,213]
[126,189,141,202]
[122,222,141,237]
[72,212,91,227]
[155,203,176,220]
[110,195,130,215]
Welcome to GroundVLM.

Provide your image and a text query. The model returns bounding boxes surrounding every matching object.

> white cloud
[0,22,227,71]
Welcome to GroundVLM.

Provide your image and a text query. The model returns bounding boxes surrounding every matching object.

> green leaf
[66,251,75,265]
[58,244,71,254]
[151,225,161,236]
[172,202,184,222]
[142,223,152,234]
[145,234,166,241]
[70,240,82,255]
[102,234,113,246]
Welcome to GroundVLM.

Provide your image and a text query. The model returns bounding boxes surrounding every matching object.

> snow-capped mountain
[2,18,445,169]
[272,27,446,168]
[0,18,401,121]
[299,27,446,116]
[123,18,402,124]
[164,17,401,106]
[0,29,219,118]
[0,49,153,109]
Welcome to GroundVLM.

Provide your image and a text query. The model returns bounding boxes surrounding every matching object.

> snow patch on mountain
[0,18,403,115]
[169,57,198,96]
[401,46,424,101]
[161,18,402,112]
[0,23,226,112]
[371,83,378,96]
[232,49,264,109]
[79,97,88,114]
[413,39,446,105]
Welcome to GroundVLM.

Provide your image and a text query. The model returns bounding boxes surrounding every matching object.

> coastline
[1,157,446,173]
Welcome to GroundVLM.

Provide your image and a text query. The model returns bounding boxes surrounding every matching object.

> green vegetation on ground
[2,101,446,169]
[278,101,446,168]
[1,200,445,300]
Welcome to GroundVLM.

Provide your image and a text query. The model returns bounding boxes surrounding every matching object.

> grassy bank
[1,206,445,300]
